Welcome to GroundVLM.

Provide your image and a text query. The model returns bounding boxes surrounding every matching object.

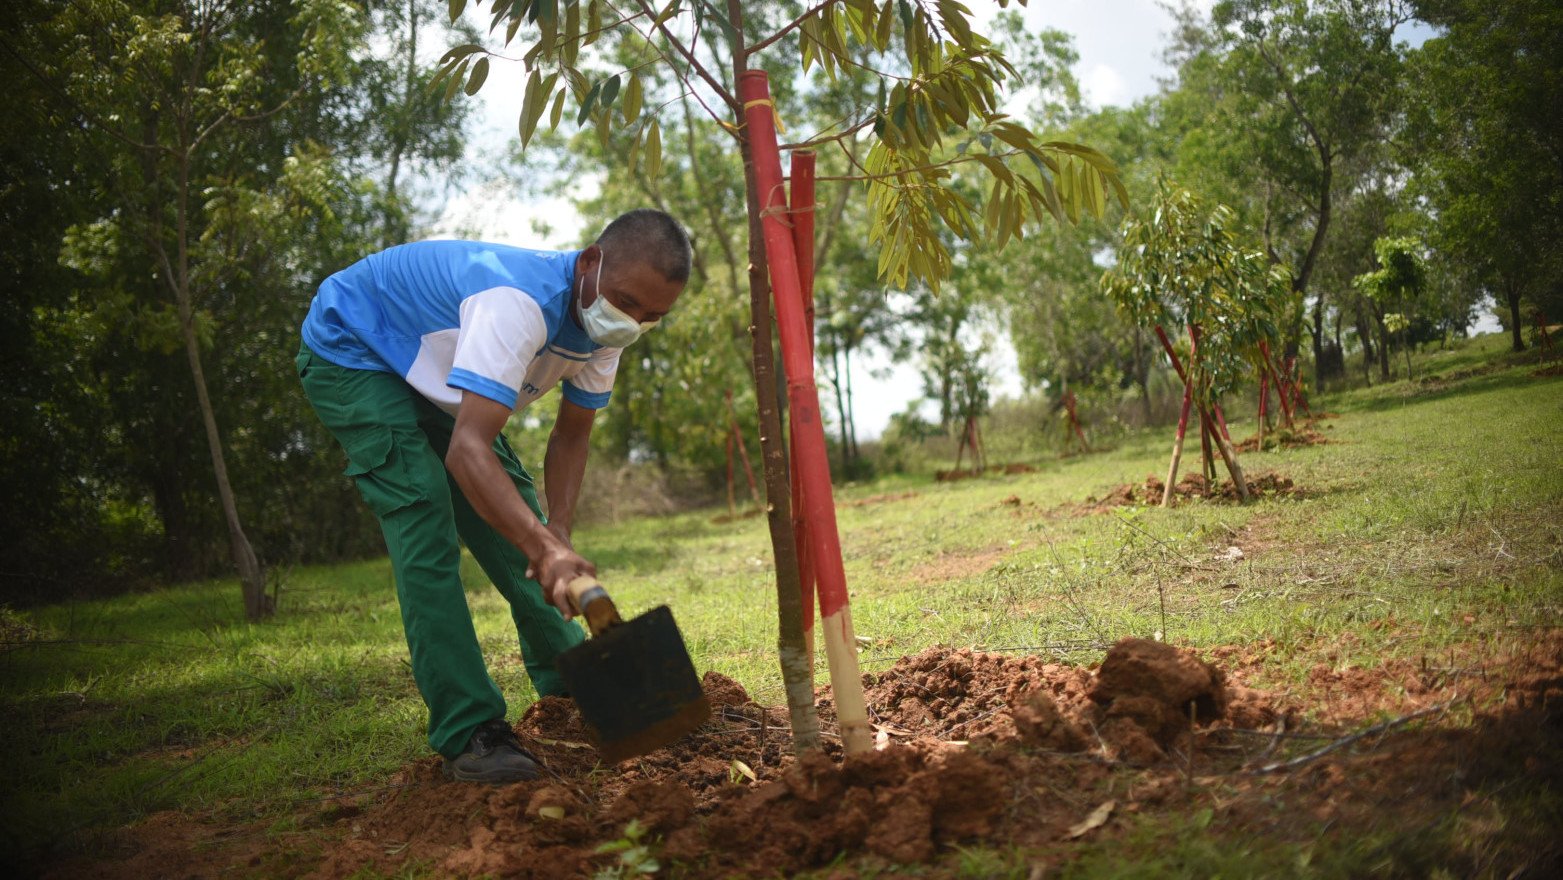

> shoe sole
[442,761,543,785]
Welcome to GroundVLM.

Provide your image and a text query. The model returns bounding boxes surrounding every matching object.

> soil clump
[1084,472,1301,510]
[934,462,1037,482]
[1234,425,1331,453]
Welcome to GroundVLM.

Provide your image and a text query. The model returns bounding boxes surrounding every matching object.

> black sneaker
[443,719,544,784]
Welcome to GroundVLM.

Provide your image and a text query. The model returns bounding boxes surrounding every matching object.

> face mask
[578,254,656,348]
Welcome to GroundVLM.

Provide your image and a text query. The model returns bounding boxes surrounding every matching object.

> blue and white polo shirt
[301,241,619,415]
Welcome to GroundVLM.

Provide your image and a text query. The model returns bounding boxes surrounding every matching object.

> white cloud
[1082,63,1129,109]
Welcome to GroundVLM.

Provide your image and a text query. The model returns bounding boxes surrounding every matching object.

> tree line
[2,0,1557,608]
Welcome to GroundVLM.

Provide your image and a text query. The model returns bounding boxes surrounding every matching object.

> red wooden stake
[1155,324,1232,436]
[787,151,817,671]
[741,71,871,755]
[1162,326,1200,507]
[725,432,737,516]
[1259,340,1294,428]
[1258,370,1269,448]
[1064,390,1089,452]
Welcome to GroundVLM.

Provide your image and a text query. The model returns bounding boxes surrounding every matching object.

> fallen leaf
[538,806,565,820]
[1065,800,1115,839]
[872,722,913,737]
[729,758,756,783]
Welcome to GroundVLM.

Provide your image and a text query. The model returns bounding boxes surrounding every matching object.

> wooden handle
[565,575,621,637]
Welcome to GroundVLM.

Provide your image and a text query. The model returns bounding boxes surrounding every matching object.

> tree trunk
[843,338,859,465]
[1294,147,1333,393]
[382,0,418,248]
[169,152,269,619]
[1164,372,1193,508]
[1506,282,1526,353]
[1134,326,1153,425]
[1355,305,1375,386]
[1202,400,1250,502]
[728,1,818,754]
[1376,314,1391,380]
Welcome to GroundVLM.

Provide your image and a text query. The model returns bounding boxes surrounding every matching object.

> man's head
[574,209,691,346]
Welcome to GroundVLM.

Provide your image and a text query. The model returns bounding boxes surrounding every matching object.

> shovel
[554,576,711,763]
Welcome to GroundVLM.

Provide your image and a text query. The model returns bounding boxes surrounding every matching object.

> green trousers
[296,343,585,758]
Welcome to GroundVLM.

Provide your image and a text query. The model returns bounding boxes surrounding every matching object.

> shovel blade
[556,605,710,763]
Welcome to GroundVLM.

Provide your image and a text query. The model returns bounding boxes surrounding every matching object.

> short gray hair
[596,209,693,283]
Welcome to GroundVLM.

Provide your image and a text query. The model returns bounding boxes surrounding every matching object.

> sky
[430,1,1441,440]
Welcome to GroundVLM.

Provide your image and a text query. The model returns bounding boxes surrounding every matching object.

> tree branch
[744,0,836,58]
[628,0,737,111]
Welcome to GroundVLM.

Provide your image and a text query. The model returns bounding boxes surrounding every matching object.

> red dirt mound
[861,640,1258,765]
[1084,472,1301,509]
[934,462,1037,482]
[1234,426,1331,453]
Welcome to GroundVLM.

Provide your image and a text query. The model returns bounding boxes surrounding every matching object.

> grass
[2,331,1560,875]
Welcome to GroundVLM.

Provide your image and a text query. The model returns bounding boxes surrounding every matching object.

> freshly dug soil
[934,462,1037,482]
[1085,472,1301,509]
[43,633,1563,879]
[303,638,1279,879]
[1233,426,1331,453]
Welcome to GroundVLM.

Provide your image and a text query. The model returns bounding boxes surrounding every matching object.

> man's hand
[531,543,595,620]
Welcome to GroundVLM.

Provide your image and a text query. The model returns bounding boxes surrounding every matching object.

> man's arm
[542,399,597,545]
[446,391,594,616]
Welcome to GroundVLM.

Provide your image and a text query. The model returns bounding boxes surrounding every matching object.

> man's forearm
[543,422,591,535]
[447,438,560,562]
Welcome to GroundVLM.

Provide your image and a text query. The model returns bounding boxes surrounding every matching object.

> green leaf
[622,72,643,124]
[443,60,469,103]
[599,74,621,111]
[586,0,603,45]
[549,86,567,130]
[436,43,484,65]
[874,0,895,49]
[577,80,602,124]
[645,119,662,178]
[448,0,467,24]
[464,57,489,96]
[653,0,681,28]
[520,68,543,146]
[702,1,739,45]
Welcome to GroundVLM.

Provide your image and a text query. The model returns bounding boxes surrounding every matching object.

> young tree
[1166,0,1409,389]
[1353,236,1425,379]
[443,0,1126,753]
[1104,179,1292,504]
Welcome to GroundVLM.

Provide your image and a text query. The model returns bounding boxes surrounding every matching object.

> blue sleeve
[449,367,519,409]
[562,380,611,409]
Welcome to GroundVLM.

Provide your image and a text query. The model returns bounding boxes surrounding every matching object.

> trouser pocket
[343,428,430,518]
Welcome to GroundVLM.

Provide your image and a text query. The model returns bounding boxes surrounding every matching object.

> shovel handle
[565,575,622,637]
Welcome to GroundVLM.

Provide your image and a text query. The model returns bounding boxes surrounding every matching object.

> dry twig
[1248,699,1456,775]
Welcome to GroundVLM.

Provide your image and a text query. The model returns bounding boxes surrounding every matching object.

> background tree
[1166,0,1409,389]
[1404,0,1563,352]
[1353,236,1426,379]
[1,0,476,609]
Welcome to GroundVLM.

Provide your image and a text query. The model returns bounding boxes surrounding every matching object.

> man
[296,209,691,783]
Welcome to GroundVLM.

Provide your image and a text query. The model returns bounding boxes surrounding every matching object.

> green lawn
[3,332,1560,873]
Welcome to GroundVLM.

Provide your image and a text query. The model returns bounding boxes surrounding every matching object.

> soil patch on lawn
[42,633,1563,879]
[1081,472,1302,511]
[1233,425,1332,453]
[934,462,1037,482]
